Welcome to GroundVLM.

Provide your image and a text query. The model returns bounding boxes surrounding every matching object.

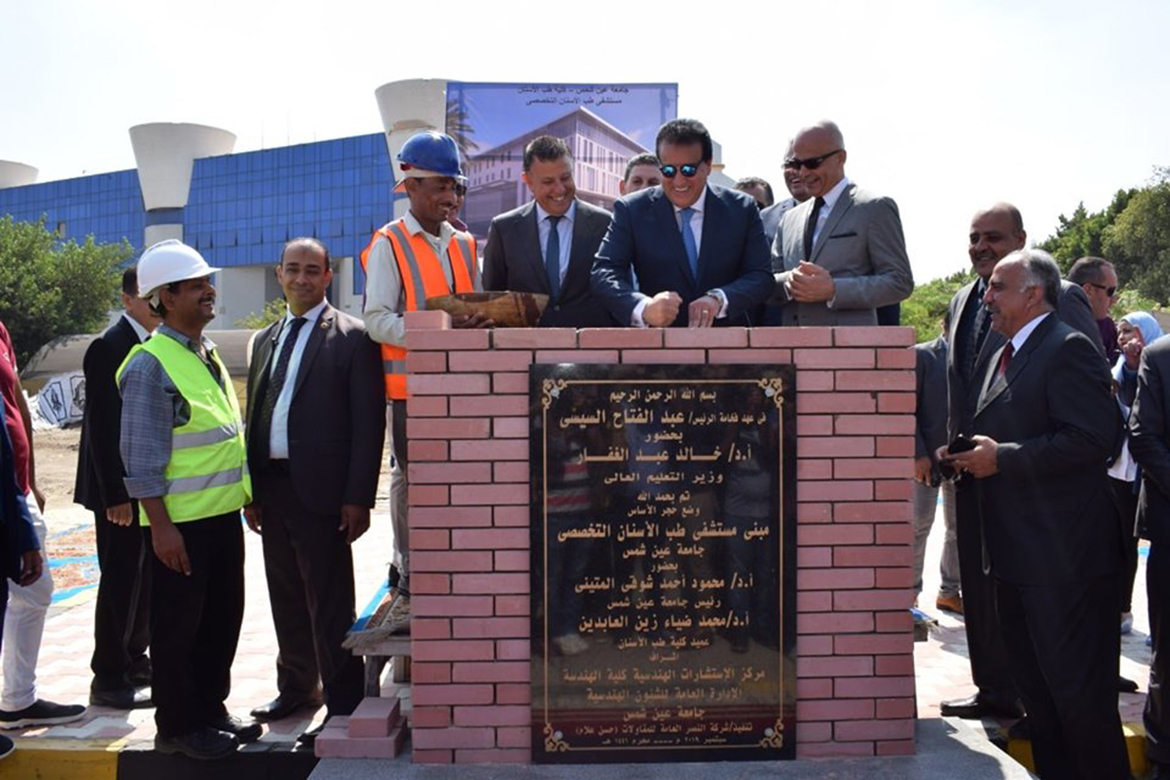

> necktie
[966,284,991,380]
[996,343,1014,380]
[255,316,307,462]
[545,215,562,300]
[680,207,699,278]
[803,196,826,262]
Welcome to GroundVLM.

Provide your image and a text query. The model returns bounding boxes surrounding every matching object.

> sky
[2,0,1168,283]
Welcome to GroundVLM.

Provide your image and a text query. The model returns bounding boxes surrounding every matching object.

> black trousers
[953,481,1016,696]
[996,573,1130,780]
[1146,541,1170,765]
[256,470,364,717]
[147,512,244,737]
[90,507,152,690]
[1110,477,1141,613]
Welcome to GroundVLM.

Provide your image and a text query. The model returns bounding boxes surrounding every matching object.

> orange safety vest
[360,219,478,400]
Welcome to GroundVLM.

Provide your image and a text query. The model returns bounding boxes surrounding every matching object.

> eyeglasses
[1089,282,1118,297]
[784,150,842,171]
[659,162,702,178]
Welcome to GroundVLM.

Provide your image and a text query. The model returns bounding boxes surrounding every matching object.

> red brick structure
[402,310,917,764]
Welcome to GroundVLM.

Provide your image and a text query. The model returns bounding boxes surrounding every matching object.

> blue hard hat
[396,131,465,181]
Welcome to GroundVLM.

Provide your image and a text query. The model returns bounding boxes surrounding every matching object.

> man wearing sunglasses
[769,121,913,326]
[760,139,810,248]
[1068,256,1121,363]
[591,118,772,328]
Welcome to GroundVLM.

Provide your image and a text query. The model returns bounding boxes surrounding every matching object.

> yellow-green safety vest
[116,332,251,525]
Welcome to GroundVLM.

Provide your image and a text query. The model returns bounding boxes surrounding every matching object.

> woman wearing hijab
[1111,311,1163,639]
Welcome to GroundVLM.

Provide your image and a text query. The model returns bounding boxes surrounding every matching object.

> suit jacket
[946,278,1102,445]
[74,316,140,511]
[760,197,798,247]
[1129,338,1170,543]
[971,315,1120,585]
[914,337,949,463]
[245,304,385,516]
[482,199,616,328]
[1,400,37,582]
[591,184,773,327]
[770,183,913,326]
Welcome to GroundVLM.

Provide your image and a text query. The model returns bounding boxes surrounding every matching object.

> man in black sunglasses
[769,121,913,326]
[591,118,772,328]
[1068,256,1120,363]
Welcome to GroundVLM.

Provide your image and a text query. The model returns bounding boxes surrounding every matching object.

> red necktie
[997,343,1014,380]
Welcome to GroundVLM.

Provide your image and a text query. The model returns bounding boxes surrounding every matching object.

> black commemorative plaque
[530,364,797,764]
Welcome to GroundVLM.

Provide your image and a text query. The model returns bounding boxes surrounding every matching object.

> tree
[235,297,287,330]
[1039,189,1134,273]
[1104,168,1170,305]
[901,269,975,343]
[0,215,131,365]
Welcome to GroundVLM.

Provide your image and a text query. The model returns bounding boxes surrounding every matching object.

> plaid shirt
[118,325,225,500]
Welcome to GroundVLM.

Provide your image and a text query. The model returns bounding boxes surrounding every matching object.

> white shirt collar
[819,176,851,210]
[1009,311,1051,353]
[284,298,328,326]
[403,210,455,243]
[536,200,576,224]
[122,312,151,343]
[673,185,709,215]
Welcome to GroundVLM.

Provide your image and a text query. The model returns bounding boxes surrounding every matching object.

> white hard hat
[137,240,219,298]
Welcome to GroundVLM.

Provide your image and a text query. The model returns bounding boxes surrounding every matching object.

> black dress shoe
[155,727,239,760]
[297,722,326,748]
[1119,675,1140,693]
[250,694,322,722]
[207,714,263,744]
[89,686,153,710]
[939,692,1024,719]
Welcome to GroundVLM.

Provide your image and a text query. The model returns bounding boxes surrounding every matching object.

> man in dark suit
[912,326,961,614]
[591,117,773,328]
[74,266,157,709]
[483,135,615,327]
[1128,333,1170,779]
[943,249,1128,780]
[619,153,661,196]
[760,138,809,247]
[940,202,1103,720]
[769,120,914,326]
[244,238,385,744]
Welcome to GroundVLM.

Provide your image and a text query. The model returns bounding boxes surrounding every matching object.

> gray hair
[1005,248,1060,308]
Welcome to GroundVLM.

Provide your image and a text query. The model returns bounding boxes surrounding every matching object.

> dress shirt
[536,201,575,286]
[1008,311,1051,356]
[267,299,327,460]
[119,325,226,500]
[363,211,471,348]
[122,312,151,343]
[784,176,852,309]
[809,176,851,249]
[631,186,728,326]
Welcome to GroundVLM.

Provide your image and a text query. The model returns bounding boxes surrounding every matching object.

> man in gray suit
[940,203,1103,720]
[483,135,616,327]
[769,121,914,326]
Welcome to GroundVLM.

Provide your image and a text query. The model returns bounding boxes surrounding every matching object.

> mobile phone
[937,436,977,481]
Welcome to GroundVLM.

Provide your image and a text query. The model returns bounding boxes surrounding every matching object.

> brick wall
[402,311,917,764]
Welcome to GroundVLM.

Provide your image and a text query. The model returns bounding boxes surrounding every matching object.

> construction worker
[118,240,260,759]
[361,130,489,633]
